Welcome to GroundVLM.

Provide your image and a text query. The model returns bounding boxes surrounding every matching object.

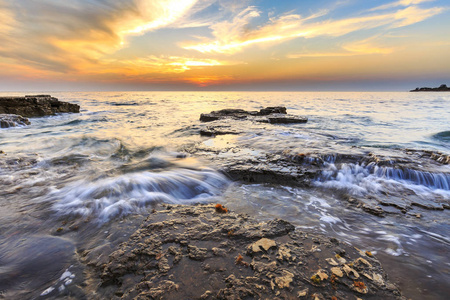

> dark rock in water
[259,106,287,115]
[200,108,256,122]
[0,114,30,128]
[200,106,307,124]
[94,204,404,299]
[200,125,243,136]
[410,84,450,92]
[0,95,80,117]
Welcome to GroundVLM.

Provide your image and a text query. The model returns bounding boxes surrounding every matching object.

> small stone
[353,281,368,294]
[354,257,372,268]
[316,269,328,281]
[372,273,385,287]
[331,267,343,278]
[276,245,292,261]
[188,245,208,261]
[251,261,277,273]
[335,255,347,265]
[343,264,359,279]
[200,290,212,299]
[248,238,277,254]
[326,258,339,266]
[158,257,170,273]
[297,288,309,297]
[273,270,294,289]
[212,247,227,256]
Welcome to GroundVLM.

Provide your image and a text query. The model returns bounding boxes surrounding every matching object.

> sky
[0,0,449,91]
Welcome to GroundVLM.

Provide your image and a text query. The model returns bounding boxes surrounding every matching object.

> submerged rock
[0,95,80,117]
[93,204,404,299]
[0,114,30,128]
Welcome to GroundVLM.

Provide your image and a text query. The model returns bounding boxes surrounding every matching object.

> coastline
[0,91,449,299]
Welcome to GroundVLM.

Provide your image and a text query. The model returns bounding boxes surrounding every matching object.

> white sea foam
[50,168,229,222]
[319,214,341,224]
[314,162,450,203]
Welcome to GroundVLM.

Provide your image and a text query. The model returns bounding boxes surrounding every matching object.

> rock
[331,267,344,277]
[0,95,80,117]
[199,106,307,124]
[410,84,450,92]
[248,238,277,254]
[259,106,287,115]
[298,288,309,297]
[257,113,308,124]
[92,204,403,299]
[273,270,294,289]
[199,125,242,136]
[187,245,208,261]
[0,114,31,128]
[343,264,360,279]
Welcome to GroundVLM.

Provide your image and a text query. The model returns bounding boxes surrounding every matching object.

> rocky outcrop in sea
[0,95,80,118]
[190,108,450,219]
[410,84,450,92]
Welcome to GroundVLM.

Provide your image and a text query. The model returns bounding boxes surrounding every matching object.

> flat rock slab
[0,95,80,117]
[93,204,404,299]
[200,106,307,124]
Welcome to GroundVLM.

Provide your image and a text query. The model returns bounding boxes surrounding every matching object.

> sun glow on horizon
[0,0,449,90]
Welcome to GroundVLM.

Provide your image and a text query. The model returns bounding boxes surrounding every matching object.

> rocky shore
[83,204,404,299]
[0,95,79,128]
[189,107,450,218]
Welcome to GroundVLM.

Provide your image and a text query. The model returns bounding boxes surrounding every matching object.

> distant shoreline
[410,84,450,92]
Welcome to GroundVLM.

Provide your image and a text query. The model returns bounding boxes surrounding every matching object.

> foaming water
[50,168,229,222]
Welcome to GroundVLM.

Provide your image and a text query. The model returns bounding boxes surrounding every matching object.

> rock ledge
[89,204,404,299]
[0,95,80,117]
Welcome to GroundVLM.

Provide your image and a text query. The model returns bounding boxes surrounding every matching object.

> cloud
[0,0,207,73]
[370,0,435,12]
[182,2,444,54]
[287,41,394,59]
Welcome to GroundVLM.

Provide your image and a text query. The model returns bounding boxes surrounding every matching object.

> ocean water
[0,91,449,299]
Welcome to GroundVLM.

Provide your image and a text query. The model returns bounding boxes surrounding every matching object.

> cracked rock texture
[89,204,404,299]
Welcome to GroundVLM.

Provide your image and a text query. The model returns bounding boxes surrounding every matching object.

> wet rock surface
[0,114,30,128]
[200,107,307,124]
[189,111,450,218]
[0,95,80,117]
[91,204,403,299]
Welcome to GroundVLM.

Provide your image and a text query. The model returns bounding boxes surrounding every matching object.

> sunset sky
[0,0,449,91]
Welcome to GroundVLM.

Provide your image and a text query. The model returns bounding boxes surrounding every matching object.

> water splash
[314,162,450,201]
[50,168,229,222]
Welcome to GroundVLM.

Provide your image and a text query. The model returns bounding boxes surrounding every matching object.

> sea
[0,91,449,299]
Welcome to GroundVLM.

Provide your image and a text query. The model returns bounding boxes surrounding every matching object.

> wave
[50,168,229,222]
[315,162,450,199]
[432,131,450,143]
